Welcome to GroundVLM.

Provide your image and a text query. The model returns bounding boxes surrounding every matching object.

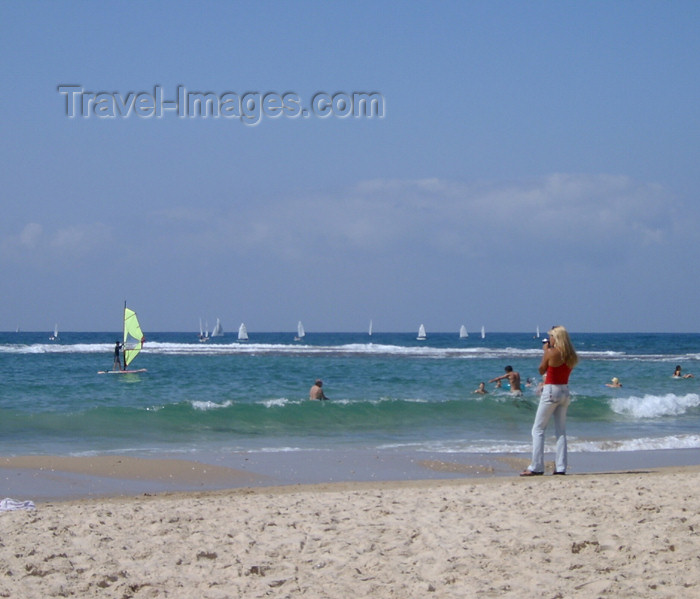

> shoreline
[2,447,700,502]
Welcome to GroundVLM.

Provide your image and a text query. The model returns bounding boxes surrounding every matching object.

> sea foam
[610,393,700,418]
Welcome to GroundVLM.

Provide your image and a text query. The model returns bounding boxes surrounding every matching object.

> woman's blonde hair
[549,325,578,369]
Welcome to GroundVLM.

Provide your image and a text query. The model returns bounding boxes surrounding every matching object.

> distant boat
[198,318,210,342]
[368,319,373,337]
[481,325,485,339]
[417,324,427,340]
[211,318,224,337]
[49,323,59,341]
[295,321,305,341]
[459,325,468,339]
[535,325,540,338]
[238,322,249,341]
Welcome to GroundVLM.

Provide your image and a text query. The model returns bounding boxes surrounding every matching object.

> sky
[1,1,699,333]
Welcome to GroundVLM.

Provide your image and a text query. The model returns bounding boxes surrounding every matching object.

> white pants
[529,384,570,473]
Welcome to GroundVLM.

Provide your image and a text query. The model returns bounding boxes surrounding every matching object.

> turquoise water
[1,331,700,461]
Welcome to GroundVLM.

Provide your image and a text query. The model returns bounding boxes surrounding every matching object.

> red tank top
[545,363,572,385]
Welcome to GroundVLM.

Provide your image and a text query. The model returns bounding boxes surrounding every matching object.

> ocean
[2,330,700,474]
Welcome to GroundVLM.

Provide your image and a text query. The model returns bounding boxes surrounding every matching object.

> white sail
[295,321,305,341]
[459,325,468,338]
[50,323,59,340]
[368,319,373,336]
[211,318,223,337]
[417,324,427,340]
[536,325,540,338]
[238,322,248,341]
[481,325,485,339]
[198,318,209,342]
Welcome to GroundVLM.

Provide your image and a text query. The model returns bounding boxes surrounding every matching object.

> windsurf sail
[123,304,145,368]
[459,325,468,338]
[238,322,248,341]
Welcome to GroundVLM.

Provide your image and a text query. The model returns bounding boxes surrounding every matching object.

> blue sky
[1,1,699,333]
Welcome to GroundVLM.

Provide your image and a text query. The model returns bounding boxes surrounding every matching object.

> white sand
[1,467,699,598]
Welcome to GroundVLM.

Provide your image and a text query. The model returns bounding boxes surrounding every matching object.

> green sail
[123,307,145,367]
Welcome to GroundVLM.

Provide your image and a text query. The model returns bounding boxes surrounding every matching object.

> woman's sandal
[519,470,544,476]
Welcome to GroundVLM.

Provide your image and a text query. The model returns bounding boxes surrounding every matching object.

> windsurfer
[113,340,123,371]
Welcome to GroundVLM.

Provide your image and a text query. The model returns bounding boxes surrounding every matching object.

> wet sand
[2,448,700,500]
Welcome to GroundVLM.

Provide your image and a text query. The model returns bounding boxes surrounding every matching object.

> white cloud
[1,222,113,263]
[50,223,113,252]
[484,174,670,247]
[143,173,678,270]
[262,174,675,259]
[19,223,43,248]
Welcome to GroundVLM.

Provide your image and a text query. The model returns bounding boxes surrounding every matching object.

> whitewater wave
[610,393,700,418]
[571,435,700,452]
[0,340,683,361]
[378,433,700,454]
[191,400,234,411]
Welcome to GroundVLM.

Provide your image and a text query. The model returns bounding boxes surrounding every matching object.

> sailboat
[459,325,468,339]
[238,322,249,342]
[295,321,305,341]
[481,325,485,339]
[211,318,224,337]
[368,319,373,337]
[417,324,427,340]
[198,318,210,342]
[535,325,540,338]
[99,302,146,374]
[49,323,59,341]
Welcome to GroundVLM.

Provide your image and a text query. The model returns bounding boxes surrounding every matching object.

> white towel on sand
[0,498,36,512]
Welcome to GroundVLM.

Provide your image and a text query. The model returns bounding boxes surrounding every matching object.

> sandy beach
[1,456,699,598]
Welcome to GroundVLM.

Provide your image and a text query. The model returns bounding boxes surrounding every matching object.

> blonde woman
[521,325,578,476]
